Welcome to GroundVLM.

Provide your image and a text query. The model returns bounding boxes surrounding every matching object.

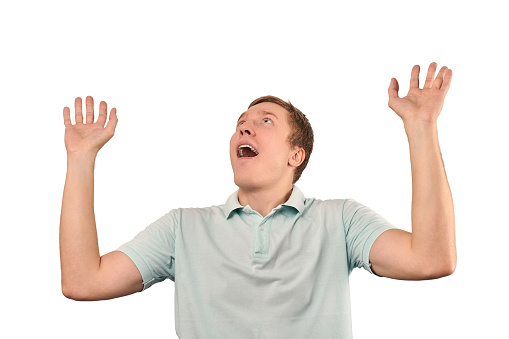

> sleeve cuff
[117,245,157,290]
[361,226,395,275]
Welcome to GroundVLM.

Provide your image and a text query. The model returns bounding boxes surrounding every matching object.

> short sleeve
[342,199,396,275]
[117,209,179,290]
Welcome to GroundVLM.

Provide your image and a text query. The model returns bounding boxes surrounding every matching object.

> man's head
[229,95,314,191]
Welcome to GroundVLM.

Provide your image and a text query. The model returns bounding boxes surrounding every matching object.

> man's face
[229,102,298,190]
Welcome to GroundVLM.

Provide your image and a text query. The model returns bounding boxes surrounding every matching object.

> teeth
[238,144,258,157]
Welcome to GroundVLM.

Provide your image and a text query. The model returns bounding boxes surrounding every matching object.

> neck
[238,181,294,217]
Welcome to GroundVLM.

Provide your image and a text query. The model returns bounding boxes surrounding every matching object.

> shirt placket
[251,209,279,260]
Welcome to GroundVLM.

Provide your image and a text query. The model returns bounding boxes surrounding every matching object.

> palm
[63,96,118,154]
[65,121,112,153]
[388,63,452,124]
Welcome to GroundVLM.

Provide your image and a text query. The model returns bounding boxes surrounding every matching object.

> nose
[240,123,253,136]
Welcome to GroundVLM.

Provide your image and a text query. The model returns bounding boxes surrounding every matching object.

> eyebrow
[237,110,279,122]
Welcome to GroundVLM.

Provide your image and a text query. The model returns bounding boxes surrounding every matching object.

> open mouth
[237,144,259,158]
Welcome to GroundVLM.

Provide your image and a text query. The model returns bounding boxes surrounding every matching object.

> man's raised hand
[63,96,118,155]
[388,62,453,125]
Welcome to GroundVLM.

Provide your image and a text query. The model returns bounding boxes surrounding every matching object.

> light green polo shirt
[118,186,395,338]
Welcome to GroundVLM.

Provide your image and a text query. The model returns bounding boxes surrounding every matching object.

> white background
[1,1,507,338]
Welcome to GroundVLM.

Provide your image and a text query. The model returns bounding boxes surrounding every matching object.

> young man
[60,62,456,338]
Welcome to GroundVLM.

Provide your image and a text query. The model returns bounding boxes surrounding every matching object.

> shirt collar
[223,185,305,219]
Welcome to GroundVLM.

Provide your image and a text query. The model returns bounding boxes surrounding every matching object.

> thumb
[388,77,400,108]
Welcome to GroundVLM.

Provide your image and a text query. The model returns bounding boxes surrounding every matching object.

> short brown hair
[248,95,314,184]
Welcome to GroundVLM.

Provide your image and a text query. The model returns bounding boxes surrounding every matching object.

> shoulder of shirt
[170,203,228,216]
[301,196,353,213]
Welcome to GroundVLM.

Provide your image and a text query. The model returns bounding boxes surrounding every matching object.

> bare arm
[60,96,143,300]
[370,63,456,280]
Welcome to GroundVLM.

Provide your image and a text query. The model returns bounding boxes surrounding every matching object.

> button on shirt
[118,186,395,339]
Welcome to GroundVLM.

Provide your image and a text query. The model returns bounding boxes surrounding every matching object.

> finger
[75,97,83,124]
[433,66,448,89]
[410,65,420,89]
[63,106,72,126]
[441,69,453,93]
[86,96,94,124]
[423,62,438,88]
[388,78,399,107]
[97,101,107,127]
[105,107,118,134]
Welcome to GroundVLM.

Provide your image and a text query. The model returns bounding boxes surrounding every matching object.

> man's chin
[234,176,265,191]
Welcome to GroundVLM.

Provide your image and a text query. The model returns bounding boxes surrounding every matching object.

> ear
[288,147,305,168]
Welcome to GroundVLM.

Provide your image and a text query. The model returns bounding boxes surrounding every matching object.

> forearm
[405,121,456,275]
[59,151,101,297]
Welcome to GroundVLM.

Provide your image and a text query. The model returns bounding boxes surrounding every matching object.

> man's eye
[262,118,272,123]
[238,121,245,126]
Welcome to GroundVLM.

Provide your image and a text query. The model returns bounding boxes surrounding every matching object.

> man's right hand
[63,96,118,155]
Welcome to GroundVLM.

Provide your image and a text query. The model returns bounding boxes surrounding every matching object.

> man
[60,62,456,338]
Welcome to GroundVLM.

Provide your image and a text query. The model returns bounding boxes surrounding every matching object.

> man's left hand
[388,62,452,125]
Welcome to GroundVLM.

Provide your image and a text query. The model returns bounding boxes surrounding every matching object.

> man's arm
[60,97,143,300]
[369,63,456,280]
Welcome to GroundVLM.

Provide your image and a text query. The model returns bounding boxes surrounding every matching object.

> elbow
[440,251,457,277]
[435,261,456,278]
[61,281,92,301]
[425,256,457,280]
[443,257,457,277]
[62,284,82,301]
[61,276,76,300]
[444,258,456,277]
[62,284,78,300]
